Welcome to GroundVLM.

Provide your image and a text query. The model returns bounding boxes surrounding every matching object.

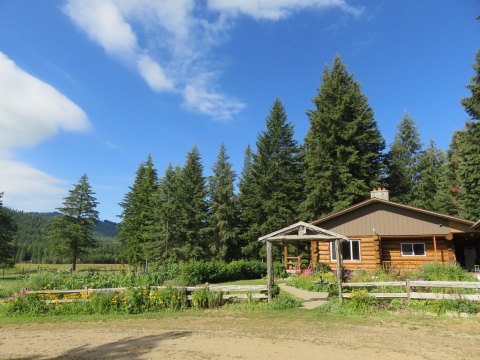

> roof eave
[311,198,475,227]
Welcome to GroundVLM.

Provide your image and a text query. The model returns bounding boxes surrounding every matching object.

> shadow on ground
[47,331,192,360]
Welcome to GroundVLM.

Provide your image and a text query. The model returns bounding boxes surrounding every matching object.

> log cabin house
[297,188,480,271]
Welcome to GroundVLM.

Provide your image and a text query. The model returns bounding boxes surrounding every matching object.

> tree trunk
[72,253,77,272]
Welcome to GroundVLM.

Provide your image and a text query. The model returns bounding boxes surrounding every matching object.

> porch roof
[258,221,348,242]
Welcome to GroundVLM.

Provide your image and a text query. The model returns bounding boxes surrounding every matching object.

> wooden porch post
[335,239,343,303]
[433,236,438,262]
[267,240,274,303]
[283,241,288,269]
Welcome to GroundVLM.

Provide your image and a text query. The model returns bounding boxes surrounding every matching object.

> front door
[464,246,476,272]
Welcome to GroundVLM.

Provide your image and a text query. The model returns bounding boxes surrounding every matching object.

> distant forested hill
[6,209,122,263]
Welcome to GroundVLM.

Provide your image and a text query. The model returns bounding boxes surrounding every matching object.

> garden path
[279,284,328,309]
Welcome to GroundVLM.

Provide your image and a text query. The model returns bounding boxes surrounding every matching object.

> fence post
[335,239,343,303]
[406,279,411,302]
[266,240,274,303]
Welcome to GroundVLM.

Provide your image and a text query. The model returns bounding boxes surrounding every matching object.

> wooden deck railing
[342,280,480,301]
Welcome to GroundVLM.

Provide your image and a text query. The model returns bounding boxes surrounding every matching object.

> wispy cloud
[0,52,90,148]
[208,0,363,20]
[63,0,360,121]
[105,141,120,150]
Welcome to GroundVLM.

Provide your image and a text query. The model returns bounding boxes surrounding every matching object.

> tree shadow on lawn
[49,331,192,360]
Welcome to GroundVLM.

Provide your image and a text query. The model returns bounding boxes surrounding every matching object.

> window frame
[400,242,426,257]
[330,239,361,262]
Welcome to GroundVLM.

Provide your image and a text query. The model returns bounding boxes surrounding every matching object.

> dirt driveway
[1,311,479,359]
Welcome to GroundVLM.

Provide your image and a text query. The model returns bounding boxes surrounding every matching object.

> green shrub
[7,292,49,315]
[271,283,280,298]
[270,293,302,310]
[181,260,267,285]
[426,299,480,315]
[315,262,331,273]
[191,287,224,309]
[386,298,407,311]
[19,270,165,291]
[15,260,267,292]
[273,262,288,278]
[413,263,476,282]
[344,289,376,313]
[151,287,187,311]
[124,287,150,314]
[350,268,400,283]
[287,273,334,292]
[89,293,120,314]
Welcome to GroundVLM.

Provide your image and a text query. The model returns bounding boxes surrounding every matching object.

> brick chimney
[370,187,389,201]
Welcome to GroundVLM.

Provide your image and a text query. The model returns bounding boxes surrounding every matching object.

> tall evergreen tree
[154,164,185,263]
[386,114,422,204]
[439,131,465,217]
[176,146,209,260]
[455,50,480,220]
[237,145,262,258]
[0,192,16,268]
[117,156,159,268]
[411,140,447,211]
[240,99,302,259]
[301,55,385,220]
[48,174,99,271]
[207,143,238,261]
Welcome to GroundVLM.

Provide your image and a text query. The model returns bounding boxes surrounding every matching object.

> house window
[401,243,426,256]
[331,240,361,261]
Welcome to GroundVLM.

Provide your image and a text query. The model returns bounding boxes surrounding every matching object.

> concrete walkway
[279,284,328,309]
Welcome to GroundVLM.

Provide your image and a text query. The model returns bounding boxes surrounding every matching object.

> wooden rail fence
[342,280,480,301]
[27,284,268,304]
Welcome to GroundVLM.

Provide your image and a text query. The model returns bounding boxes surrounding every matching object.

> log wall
[380,237,455,270]
[312,237,381,270]
[311,236,456,270]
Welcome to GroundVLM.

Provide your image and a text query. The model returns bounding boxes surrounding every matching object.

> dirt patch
[1,312,479,359]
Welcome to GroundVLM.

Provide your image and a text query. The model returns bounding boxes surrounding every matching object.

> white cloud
[183,76,245,121]
[63,0,360,120]
[0,154,66,212]
[0,52,90,149]
[137,54,174,92]
[208,0,363,20]
[64,0,138,57]
[105,141,120,150]
[0,53,91,212]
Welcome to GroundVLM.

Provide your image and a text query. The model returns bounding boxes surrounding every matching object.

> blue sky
[0,0,478,221]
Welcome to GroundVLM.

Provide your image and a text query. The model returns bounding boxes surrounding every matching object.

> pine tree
[237,145,262,258]
[455,50,480,220]
[386,114,422,204]
[239,99,302,259]
[117,156,159,268]
[301,55,385,220]
[207,143,238,261]
[175,146,209,260]
[438,131,465,217]
[0,192,16,268]
[411,140,447,211]
[48,174,99,271]
[155,164,186,263]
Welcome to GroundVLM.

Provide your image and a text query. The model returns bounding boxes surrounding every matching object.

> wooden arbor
[258,221,348,302]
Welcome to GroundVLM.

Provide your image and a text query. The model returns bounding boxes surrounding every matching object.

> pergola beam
[266,234,339,241]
